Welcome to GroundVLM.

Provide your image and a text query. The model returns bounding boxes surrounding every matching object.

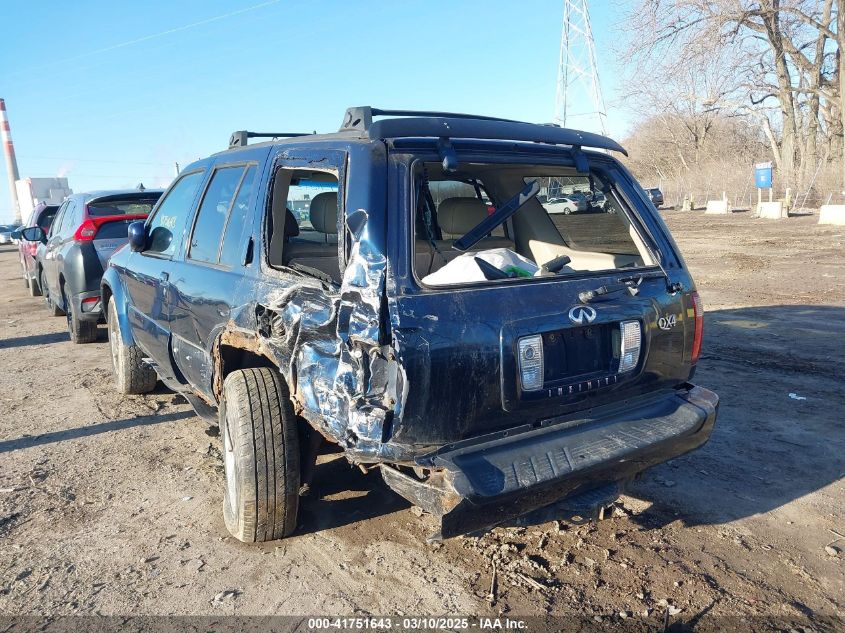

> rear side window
[88,199,159,216]
[58,200,78,236]
[145,171,205,257]
[188,166,247,264]
[47,203,67,238]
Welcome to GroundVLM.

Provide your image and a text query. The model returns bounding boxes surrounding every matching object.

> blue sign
[755,162,773,189]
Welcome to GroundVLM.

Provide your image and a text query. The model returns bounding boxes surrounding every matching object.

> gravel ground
[0,210,843,630]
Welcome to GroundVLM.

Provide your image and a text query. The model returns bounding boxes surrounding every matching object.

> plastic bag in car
[422,248,539,285]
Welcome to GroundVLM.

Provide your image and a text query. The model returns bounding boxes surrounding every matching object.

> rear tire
[65,288,97,344]
[221,368,300,542]
[108,297,157,394]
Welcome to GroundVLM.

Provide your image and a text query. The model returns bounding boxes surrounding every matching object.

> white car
[545,194,588,214]
[0,225,18,244]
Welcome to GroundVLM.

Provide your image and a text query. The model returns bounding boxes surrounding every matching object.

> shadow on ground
[0,410,195,453]
[296,454,411,534]
[0,331,71,349]
[627,304,845,528]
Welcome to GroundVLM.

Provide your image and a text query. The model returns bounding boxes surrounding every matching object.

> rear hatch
[84,194,161,267]
[390,273,696,447]
[385,146,699,449]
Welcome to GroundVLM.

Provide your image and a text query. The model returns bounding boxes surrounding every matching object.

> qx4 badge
[658,314,678,330]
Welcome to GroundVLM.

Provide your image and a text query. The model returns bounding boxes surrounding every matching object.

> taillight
[73,219,98,242]
[517,334,544,391]
[691,291,704,364]
[618,320,642,372]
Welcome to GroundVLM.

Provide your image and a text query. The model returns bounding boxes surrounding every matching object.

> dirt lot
[1,210,843,629]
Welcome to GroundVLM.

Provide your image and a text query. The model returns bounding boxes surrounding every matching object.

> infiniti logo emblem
[568,305,597,325]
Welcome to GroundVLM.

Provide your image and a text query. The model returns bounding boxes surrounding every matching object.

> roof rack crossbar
[229,130,312,149]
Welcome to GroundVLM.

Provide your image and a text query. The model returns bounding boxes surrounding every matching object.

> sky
[0,0,635,224]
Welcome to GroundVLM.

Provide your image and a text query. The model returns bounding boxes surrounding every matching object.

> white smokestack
[0,98,22,224]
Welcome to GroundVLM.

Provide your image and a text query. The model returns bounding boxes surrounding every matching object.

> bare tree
[617,0,842,194]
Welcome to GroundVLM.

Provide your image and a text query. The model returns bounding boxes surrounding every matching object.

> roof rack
[338,106,627,155]
[229,130,313,149]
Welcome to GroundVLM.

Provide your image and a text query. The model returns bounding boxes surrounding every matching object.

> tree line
[618,0,840,208]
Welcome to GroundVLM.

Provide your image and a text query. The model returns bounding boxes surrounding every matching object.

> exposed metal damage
[213,207,410,464]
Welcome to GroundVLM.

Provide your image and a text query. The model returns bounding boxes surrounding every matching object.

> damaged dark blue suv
[102,107,718,542]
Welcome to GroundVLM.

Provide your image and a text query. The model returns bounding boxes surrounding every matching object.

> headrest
[309,192,338,235]
[438,197,488,236]
[284,208,300,238]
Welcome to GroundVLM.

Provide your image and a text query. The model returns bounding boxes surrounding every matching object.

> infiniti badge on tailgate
[568,305,597,325]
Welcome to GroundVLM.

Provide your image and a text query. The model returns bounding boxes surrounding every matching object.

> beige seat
[416,197,514,275]
[284,191,340,280]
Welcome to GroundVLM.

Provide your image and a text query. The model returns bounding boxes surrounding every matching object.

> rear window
[412,161,655,286]
[94,219,137,240]
[37,207,58,230]
[87,197,160,216]
[530,176,641,253]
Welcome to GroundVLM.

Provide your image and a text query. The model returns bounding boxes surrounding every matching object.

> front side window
[145,171,205,257]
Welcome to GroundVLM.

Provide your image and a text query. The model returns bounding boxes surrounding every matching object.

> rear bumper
[381,384,718,538]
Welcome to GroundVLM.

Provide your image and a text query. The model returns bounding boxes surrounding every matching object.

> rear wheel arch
[213,334,279,403]
[101,284,113,321]
[102,280,137,347]
[58,273,67,309]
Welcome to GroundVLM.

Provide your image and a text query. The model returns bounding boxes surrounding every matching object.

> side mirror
[127,221,147,252]
[20,226,45,242]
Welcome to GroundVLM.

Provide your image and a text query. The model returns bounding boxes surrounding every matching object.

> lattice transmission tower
[554,0,608,136]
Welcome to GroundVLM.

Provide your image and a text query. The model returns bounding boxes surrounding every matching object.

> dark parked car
[21,189,163,343]
[646,187,664,207]
[103,107,717,543]
[17,202,60,296]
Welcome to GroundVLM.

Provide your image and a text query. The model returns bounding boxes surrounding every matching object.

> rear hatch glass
[412,162,656,286]
[88,195,161,267]
[88,198,158,216]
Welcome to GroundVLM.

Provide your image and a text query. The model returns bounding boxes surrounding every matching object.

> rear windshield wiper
[579,283,638,303]
[453,179,540,252]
